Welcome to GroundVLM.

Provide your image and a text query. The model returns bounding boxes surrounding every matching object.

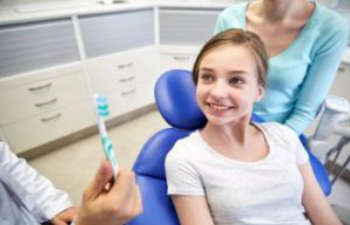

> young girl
[165,29,341,225]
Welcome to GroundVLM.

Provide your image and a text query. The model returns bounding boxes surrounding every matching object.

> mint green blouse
[214,1,349,134]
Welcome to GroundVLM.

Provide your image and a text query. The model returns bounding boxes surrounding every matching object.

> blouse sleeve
[285,17,349,134]
[165,145,205,196]
[0,142,72,223]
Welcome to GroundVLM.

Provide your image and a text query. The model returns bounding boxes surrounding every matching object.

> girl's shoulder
[166,130,203,161]
[257,122,300,146]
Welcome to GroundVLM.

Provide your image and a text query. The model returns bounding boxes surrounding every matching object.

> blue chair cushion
[133,128,191,179]
[127,175,180,225]
[155,69,207,130]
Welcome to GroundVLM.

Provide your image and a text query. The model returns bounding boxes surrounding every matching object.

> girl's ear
[255,85,265,102]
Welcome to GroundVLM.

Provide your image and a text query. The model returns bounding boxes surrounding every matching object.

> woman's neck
[257,0,309,22]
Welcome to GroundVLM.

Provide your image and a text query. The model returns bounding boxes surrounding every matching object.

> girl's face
[195,44,264,127]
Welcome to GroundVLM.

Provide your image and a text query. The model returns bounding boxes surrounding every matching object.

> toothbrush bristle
[95,95,110,117]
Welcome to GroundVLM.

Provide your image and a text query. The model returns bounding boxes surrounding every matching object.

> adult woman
[215,0,349,134]
[165,29,341,225]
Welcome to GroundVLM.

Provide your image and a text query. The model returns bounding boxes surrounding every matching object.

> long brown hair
[192,28,268,87]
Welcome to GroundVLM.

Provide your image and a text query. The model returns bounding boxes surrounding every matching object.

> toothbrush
[93,94,119,177]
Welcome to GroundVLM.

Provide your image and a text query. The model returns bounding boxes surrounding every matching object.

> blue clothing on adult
[214,1,349,134]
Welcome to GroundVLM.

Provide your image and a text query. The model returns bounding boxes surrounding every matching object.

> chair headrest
[155,69,207,130]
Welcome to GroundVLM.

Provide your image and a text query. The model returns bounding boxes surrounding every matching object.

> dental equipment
[309,95,350,183]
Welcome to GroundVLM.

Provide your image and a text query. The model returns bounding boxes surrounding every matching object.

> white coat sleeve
[0,142,73,223]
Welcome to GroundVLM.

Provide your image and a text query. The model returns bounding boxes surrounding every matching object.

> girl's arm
[171,195,215,225]
[299,162,342,225]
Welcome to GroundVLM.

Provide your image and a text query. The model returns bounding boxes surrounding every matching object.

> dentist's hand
[74,160,142,225]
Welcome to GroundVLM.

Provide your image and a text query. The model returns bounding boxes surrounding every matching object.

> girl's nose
[210,80,228,99]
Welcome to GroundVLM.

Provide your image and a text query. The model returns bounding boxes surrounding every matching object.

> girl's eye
[229,77,244,85]
[200,74,213,81]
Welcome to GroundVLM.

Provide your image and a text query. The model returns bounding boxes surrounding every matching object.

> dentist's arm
[74,160,142,225]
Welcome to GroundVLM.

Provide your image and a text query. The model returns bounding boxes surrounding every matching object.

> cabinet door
[79,9,155,58]
[159,8,221,45]
[0,19,79,78]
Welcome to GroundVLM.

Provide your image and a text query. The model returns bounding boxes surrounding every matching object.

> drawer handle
[119,76,135,83]
[173,56,190,61]
[117,62,134,69]
[40,112,62,122]
[28,82,52,91]
[121,88,136,96]
[35,97,57,107]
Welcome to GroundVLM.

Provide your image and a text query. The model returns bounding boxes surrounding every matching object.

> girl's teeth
[210,104,227,110]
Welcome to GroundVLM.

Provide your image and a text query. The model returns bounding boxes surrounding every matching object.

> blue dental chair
[127,69,332,225]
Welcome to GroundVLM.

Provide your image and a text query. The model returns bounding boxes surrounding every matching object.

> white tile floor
[29,110,350,214]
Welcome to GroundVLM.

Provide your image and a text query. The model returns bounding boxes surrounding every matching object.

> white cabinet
[86,46,159,119]
[79,8,155,58]
[0,62,93,153]
[0,18,79,78]
[3,100,94,154]
[160,53,196,73]
[158,45,200,74]
[0,63,88,125]
[159,8,221,45]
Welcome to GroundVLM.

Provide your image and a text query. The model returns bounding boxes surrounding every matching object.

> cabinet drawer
[117,81,154,114]
[159,53,196,73]
[0,70,88,125]
[3,100,95,154]
[86,47,159,94]
[86,52,140,93]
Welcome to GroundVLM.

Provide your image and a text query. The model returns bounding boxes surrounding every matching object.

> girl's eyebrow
[200,67,247,75]
[199,67,214,72]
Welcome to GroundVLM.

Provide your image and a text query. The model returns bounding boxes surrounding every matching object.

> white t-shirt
[165,122,311,225]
